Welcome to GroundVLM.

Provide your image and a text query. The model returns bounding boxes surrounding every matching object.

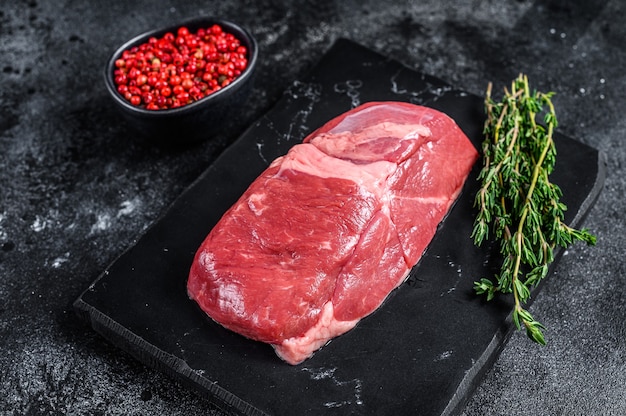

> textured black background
[1,0,624,414]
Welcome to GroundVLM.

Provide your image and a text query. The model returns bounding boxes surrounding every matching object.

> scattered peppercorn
[112,24,248,110]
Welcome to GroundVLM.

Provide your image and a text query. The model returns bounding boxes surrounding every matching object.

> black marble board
[73,39,605,416]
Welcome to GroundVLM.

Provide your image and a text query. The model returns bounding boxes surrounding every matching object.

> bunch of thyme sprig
[471,74,596,345]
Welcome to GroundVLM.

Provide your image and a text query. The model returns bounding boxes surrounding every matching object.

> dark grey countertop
[1,1,624,414]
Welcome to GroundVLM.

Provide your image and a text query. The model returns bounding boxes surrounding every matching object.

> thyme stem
[472,74,597,345]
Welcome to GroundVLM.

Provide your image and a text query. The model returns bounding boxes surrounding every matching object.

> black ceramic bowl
[104,17,258,145]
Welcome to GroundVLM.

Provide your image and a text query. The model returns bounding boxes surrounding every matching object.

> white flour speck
[256,142,268,165]
[435,350,453,361]
[51,252,70,268]
[334,79,363,108]
[390,71,407,94]
[117,198,140,217]
[90,213,111,234]
[0,213,7,240]
[31,215,47,232]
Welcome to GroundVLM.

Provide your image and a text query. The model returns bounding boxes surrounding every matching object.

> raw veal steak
[187,102,479,364]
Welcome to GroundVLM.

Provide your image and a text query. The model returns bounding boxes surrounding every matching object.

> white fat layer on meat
[274,115,434,207]
[313,121,429,150]
[274,301,360,365]
[310,122,431,164]
[276,144,394,199]
[322,104,433,136]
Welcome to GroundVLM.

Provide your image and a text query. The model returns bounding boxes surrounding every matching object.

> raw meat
[187,101,479,364]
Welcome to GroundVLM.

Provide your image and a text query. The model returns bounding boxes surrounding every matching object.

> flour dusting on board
[0,213,7,240]
[301,367,363,408]
[90,213,111,234]
[334,79,363,108]
[116,198,141,217]
[435,350,454,361]
[50,252,70,269]
[255,142,269,165]
[259,80,322,154]
[389,68,457,105]
[282,80,323,143]
[31,215,48,232]
[440,257,464,296]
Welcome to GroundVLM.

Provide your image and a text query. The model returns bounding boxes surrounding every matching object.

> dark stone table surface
[1,0,624,414]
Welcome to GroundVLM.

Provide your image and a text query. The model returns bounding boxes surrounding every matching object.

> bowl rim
[104,17,258,118]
